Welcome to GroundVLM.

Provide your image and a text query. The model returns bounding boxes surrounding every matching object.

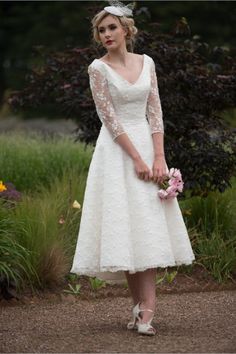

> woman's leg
[138,268,157,323]
[124,267,157,321]
[124,271,141,305]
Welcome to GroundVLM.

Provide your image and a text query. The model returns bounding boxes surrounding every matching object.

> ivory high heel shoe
[133,302,157,336]
[127,303,139,330]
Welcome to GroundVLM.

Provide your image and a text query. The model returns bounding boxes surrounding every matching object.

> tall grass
[0,200,38,291]
[182,185,236,239]
[0,132,89,290]
[180,176,236,282]
[9,168,86,289]
[15,171,86,286]
[0,131,93,192]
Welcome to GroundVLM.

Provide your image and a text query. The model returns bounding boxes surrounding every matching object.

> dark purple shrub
[7,17,236,198]
[0,182,22,207]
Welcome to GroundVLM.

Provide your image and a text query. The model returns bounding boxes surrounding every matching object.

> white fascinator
[104,0,135,17]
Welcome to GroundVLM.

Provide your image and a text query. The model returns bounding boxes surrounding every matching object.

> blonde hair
[91,9,138,52]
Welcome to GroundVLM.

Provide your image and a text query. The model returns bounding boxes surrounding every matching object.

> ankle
[139,300,155,312]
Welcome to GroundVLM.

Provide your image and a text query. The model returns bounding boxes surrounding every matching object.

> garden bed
[1,265,236,307]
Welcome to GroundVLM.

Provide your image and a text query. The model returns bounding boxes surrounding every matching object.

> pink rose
[157,167,184,200]
[158,189,169,199]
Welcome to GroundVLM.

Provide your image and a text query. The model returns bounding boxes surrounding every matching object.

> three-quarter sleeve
[146,58,164,134]
[88,64,126,141]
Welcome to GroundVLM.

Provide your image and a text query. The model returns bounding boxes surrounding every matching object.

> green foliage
[155,269,178,285]
[63,283,81,296]
[165,270,178,284]
[0,132,88,288]
[65,272,79,283]
[8,20,236,197]
[123,280,128,289]
[181,177,236,240]
[194,230,236,283]
[155,273,166,285]
[89,277,107,291]
[0,200,38,291]
[180,177,236,282]
[0,164,85,290]
[0,132,93,192]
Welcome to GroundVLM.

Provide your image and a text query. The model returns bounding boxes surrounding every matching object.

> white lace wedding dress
[70,53,195,283]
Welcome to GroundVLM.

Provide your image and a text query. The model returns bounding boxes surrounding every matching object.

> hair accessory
[104,0,135,17]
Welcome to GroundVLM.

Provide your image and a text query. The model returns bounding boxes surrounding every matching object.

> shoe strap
[139,308,154,313]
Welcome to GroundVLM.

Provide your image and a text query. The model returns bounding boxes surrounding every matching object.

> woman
[70,1,195,336]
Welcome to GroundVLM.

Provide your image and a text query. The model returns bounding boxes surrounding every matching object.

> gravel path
[0,290,235,353]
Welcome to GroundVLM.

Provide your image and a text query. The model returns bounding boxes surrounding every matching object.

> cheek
[116,29,125,39]
[98,33,102,41]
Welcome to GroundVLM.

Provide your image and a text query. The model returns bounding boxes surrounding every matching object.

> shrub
[7,17,236,197]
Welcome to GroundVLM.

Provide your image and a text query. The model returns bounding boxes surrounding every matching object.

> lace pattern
[146,59,164,134]
[70,55,196,282]
[88,65,126,141]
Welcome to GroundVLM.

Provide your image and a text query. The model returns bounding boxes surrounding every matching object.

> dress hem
[70,257,195,277]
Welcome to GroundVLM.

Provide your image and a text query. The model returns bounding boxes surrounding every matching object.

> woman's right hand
[133,156,153,182]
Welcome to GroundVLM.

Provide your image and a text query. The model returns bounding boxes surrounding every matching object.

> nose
[103,29,111,37]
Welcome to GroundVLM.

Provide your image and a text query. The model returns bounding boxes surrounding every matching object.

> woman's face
[97,15,127,50]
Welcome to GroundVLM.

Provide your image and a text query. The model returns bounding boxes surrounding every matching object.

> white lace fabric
[88,65,126,141]
[146,59,164,134]
[70,54,195,283]
[87,55,164,141]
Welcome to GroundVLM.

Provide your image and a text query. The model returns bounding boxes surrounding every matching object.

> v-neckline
[96,54,146,86]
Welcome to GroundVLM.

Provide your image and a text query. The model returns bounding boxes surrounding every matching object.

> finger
[139,172,144,180]
[149,170,153,180]
[158,173,166,183]
[152,175,158,183]
[157,175,163,183]
[149,172,154,181]
[153,176,158,183]
[153,170,159,183]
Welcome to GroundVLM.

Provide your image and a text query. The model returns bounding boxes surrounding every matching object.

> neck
[106,46,130,66]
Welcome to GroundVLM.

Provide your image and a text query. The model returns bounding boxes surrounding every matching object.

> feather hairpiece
[104,0,135,17]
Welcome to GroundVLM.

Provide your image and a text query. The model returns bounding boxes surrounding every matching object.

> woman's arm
[152,132,165,159]
[88,65,152,180]
[114,133,141,161]
[115,134,153,181]
[146,59,168,182]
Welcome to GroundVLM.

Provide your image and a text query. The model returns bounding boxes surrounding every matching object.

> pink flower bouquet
[157,168,184,200]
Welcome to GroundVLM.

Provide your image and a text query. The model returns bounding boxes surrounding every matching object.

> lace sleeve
[88,64,126,141]
[146,59,164,134]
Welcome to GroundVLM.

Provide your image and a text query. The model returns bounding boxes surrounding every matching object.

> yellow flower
[0,181,7,192]
[72,200,81,209]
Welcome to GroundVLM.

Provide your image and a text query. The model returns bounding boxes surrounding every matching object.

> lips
[106,40,113,44]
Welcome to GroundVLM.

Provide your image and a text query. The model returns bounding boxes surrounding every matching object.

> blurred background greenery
[1,0,236,104]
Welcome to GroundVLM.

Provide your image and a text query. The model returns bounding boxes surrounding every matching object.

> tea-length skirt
[70,120,195,283]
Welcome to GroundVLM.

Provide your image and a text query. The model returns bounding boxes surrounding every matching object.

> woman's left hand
[152,156,169,184]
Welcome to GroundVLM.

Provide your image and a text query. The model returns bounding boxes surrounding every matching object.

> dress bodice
[88,53,164,141]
